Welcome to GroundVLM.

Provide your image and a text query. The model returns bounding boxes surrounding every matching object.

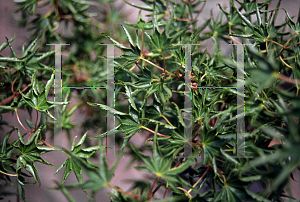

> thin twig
[147,177,158,199]
[273,72,300,85]
[39,140,54,148]
[187,167,209,194]
[277,32,297,56]
[11,70,19,94]
[160,114,174,126]
[140,125,168,137]
[262,104,277,114]
[0,170,18,177]
[139,57,172,75]
[195,1,206,20]
[279,55,293,69]
[262,90,274,107]
[0,85,29,106]
[267,39,300,50]
[15,109,31,133]
[183,0,196,5]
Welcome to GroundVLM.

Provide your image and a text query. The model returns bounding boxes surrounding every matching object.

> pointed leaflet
[87,102,127,116]
[255,0,262,26]
[245,189,271,202]
[201,130,223,165]
[45,72,54,99]
[19,88,70,121]
[130,144,156,173]
[39,112,46,140]
[31,72,39,96]
[234,6,255,29]
[124,0,153,11]
[152,124,162,171]
[101,32,130,50]
[120,24,135,47]
[25,118,35,130]
[0,34,15,52]
[172,102,186,127]
[21,36,39,59]
[120,81,138,111]
[102,32,141,59]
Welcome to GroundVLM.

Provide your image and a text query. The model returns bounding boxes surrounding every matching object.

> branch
[15,108,31,133]
[0,85,29,106]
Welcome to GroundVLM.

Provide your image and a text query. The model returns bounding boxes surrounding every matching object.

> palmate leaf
[0,130,18,186]
[201,129,223,165]
[126,67,153,90]
[144,26,187,54]
[12,125,56,202]
[19,72,70,120]
[131,124,195,194]
[55,131,103,197]
[88,101,140,151]
[50,138,122,200]
[231,0,283,45]
[125,10,166,30]
[119,116,141,151]
[101,32,140,61]
[210,171,252,202]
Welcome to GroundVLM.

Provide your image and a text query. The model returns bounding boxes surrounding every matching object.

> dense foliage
[0,0,300,201]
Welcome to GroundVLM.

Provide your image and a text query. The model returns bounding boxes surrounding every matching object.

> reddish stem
[183,0,196,5]
[38,139,54,148]
[0,85,29,106]
[15,109,31,133]
[107,184,140,201]
[11,70,19,94]
[147,177,158,199]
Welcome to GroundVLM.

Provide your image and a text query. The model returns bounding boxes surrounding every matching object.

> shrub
[0,0,300,201]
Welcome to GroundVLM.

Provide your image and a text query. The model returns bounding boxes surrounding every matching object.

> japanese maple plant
[0,0,300,201]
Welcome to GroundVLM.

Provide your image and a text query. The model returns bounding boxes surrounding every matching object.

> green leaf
[45,73,54,99]
[245,189,272,202]
[172,102,185,127]
[87,102,127,116]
